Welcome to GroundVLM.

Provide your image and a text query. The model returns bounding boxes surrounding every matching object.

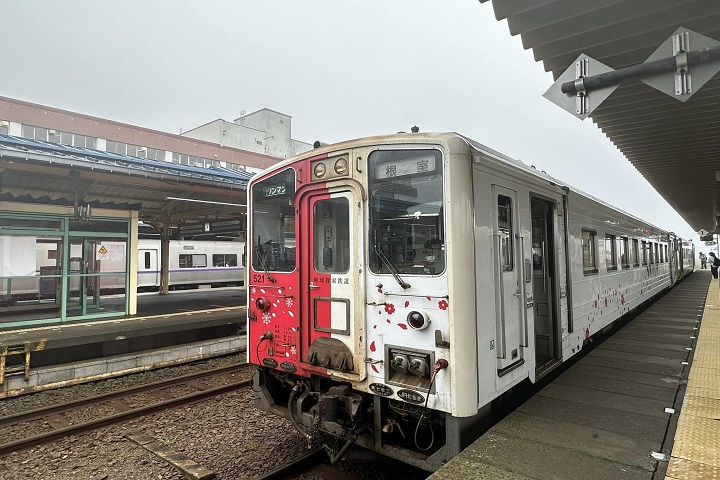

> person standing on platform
[699,252,707,269]
[709,252,719,279]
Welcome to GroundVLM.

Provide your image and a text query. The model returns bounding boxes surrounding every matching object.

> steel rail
[0,363,252,428]
[0,364,255,456]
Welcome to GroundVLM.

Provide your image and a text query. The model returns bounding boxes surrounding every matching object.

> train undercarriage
[252,368,489,472]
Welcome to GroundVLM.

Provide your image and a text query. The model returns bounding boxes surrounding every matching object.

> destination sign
[374,155,436,179]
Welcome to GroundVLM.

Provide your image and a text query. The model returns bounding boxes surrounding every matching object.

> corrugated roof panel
[480,0,720,230]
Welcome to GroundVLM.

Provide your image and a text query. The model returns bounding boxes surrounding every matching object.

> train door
[530,197,561,376]
[492,185,526,372]
[138,248,159,288]
[298,186,365,379]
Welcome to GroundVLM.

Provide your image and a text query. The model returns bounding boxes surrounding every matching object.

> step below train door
[298,185,365,381]
[492,185,527,374]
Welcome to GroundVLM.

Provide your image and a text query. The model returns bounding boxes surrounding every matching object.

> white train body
[246,133,694,470]
[2,239,244,302]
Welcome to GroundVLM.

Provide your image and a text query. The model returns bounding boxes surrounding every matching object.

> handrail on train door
[517,234,529,348]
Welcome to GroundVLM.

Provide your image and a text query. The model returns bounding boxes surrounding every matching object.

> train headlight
[407,310,430,330]
[313,162,327,179]
[255,297,271,312]
[334,158,348,175]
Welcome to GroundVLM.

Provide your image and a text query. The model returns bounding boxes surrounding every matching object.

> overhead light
[166,196,246,207]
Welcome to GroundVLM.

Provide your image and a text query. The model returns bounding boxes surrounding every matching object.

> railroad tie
[126,432,216,480]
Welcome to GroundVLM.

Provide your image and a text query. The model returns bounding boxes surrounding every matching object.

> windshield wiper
[373,241,410,289]
[255,236,276,283]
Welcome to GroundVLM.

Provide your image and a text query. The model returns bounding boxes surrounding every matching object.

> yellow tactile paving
[666,278,720,479]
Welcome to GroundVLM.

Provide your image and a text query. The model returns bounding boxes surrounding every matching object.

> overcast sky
[3,1,703,248]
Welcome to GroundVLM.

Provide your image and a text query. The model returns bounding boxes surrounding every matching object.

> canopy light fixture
[166,196,246,207]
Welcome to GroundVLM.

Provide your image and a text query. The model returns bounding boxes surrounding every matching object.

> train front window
[368,149,444,275]
[251,169,296,272]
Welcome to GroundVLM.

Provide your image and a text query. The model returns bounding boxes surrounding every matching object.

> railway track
[0,362,255,456]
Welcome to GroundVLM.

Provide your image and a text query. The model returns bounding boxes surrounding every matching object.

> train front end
[247,134,477,470]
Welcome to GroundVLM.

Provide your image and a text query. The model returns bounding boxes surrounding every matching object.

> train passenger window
[313,197,350,273]
[632,239,640,266]
[605,234,617,271]
[144,252,151,269]
[655,244,660,263]
[620,237,630,269]
[582,229,597,275]
[664,245,668,262]
[213,254,237,267]
[179,254,207,268]
[641,241,648,265]
[498,195,513,272]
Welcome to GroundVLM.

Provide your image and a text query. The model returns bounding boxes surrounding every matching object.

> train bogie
[247,132,694,471]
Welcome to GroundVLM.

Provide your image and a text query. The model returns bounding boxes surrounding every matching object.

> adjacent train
[246,132,695,471]
[1,239,244,302]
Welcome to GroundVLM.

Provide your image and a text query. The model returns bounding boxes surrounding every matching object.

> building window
[605,234,617,271]
[620,237,630,269]
[582,229,597,275]
[0,120,8,135]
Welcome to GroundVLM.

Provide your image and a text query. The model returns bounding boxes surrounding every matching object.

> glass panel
[313,198,350,273]
[73,134,86,148]
[212,254,237,267]
[498,195,513,272]
[21,125,34,139]
[34,127,48,142]
[605,235,616,270]
[48,130,61,143]
[582,230,597,273]
[0,121,8,135]
[620,237,629,268]
[69,219,128,234]
[85,137,97,149]
[178,254,207,268]
[60,131,72,145]
[0,216,62,230]
[368,149,444,275]
[632,239,640,266]
[0,236,63,308]
[251,169,297,272]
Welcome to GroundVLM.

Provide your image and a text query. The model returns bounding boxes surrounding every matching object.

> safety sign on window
[97,245,110,260]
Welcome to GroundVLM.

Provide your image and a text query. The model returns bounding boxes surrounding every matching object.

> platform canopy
[479,0,720,233]
[0,134,252,235]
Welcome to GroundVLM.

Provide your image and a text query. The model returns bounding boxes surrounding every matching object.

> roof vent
[411,126,419,133]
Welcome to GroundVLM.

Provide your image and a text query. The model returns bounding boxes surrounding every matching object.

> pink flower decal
[404,301,410,307]
[370,341,376,352]
[385,303,395,315]
[438,300,448,310]
[371,364,379,373]
[386,319,391,323]
[397,323,408,330]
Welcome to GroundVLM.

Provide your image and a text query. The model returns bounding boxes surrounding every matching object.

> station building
[0,96,311,332]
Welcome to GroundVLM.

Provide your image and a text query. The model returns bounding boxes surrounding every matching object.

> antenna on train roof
[411,126,419,133]
[313,141,328,149]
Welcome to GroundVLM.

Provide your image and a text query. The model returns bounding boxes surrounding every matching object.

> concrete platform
[0,288,247,396]
[430,272,710,480]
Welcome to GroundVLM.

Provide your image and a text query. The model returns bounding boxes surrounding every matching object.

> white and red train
[246,132,694,470]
